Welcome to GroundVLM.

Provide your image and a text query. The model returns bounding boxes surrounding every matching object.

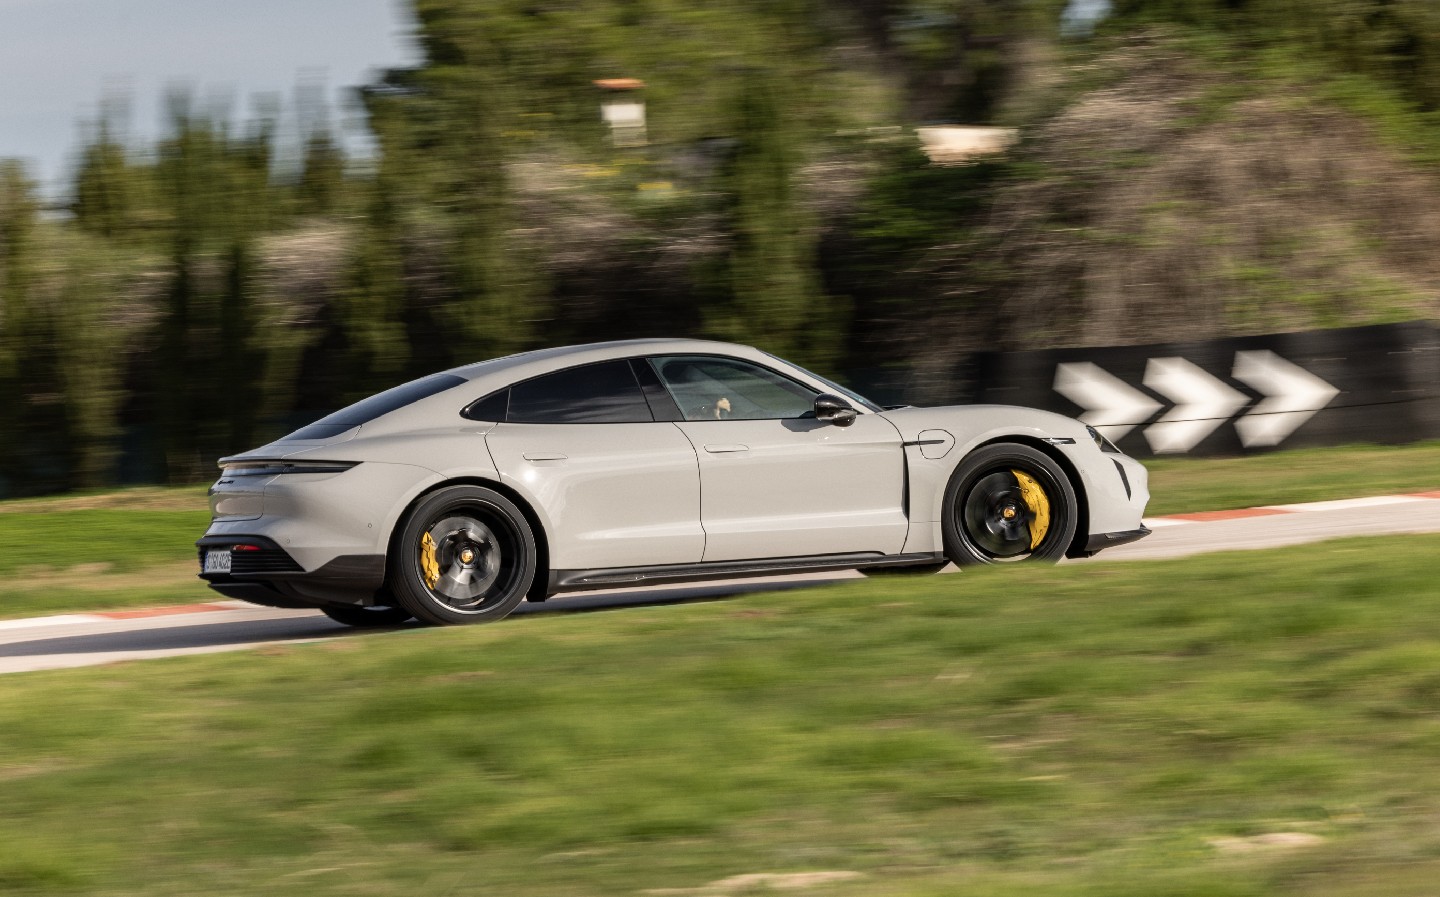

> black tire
[387,485,538,625]
[941,443,1078,567]
[862,562,949,577]
[320,603,413,628]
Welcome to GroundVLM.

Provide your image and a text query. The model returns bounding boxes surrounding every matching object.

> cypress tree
[72,122,133,241]
[0,163,35,495]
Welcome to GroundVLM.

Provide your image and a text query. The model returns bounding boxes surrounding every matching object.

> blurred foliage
[1110,0,1440,112]
[0,0,1438,495]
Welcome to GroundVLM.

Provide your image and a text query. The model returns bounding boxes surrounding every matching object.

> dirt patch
[0,486,208,514]
[1208,832,1326,853]
[0,561,199,596]
[0,759,70,782]
[645,871,864,895]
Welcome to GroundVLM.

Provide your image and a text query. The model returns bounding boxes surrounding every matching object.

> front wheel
[387,485,538,625]
[941,443,1078,567]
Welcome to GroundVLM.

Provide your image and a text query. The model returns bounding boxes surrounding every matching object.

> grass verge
[3,535,1440,895]
[0,487,211,618]
[1143,440,1440,517]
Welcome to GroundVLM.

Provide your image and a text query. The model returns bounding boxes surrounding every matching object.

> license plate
[203,550,232,574]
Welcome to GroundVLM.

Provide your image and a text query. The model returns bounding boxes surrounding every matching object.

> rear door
[482,359,704,570]
[646,355,908,562]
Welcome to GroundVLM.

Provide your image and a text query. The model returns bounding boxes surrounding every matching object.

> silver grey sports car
[199,339,1149,626]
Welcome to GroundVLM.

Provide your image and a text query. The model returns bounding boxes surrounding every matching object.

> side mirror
[814,393,858,427]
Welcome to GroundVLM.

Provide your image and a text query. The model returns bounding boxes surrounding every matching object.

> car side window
[648,356,819,421]
[502,360,654,424]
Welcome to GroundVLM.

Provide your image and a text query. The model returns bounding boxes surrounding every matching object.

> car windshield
[763,353,883,413]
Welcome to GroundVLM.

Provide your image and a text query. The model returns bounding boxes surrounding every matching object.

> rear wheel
[388,485,537,625]
[320,603,413,628]
[941,443,1077,567]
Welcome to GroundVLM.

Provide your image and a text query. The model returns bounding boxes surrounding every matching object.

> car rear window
[285,373,468,440]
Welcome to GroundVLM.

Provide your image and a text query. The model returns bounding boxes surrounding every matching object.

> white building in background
[916,125,1018,164]
[595,78,647,147]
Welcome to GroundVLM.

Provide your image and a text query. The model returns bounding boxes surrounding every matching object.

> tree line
[1,0,1437,497]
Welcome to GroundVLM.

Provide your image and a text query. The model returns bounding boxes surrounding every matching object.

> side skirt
[1077,526,1152,557]
[551,552,948,593]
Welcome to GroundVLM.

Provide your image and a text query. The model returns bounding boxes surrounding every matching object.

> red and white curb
[0,602,248,633]
[1143,490,1440,528]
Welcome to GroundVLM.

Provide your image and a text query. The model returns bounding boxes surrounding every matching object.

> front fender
[883,406,1142,555]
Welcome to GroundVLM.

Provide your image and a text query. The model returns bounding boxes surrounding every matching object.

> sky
[0,0,1112,199]
[0,0,420,196]
[1062,0,1112,35]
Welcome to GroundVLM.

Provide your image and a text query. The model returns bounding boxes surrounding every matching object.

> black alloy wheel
[388,485,538,625]
[941,443,1078,566]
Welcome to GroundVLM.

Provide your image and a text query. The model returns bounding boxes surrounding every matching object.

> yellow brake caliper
[1011,470,1051,550]
[420,531,441,590]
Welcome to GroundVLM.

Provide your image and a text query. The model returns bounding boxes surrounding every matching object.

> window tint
[649,356,819,421]
[761,351,883,412]
[507,360,653,424]
[463,389,510,422]
[286,373,468,440]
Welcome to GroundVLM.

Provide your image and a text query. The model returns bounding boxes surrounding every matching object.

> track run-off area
[3,491,1439,675]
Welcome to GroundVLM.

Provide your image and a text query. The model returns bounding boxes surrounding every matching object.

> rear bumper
[196,535,386,607]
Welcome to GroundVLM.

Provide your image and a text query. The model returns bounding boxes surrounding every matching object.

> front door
[649,355,908,562]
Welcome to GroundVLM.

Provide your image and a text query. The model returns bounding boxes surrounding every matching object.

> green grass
[4,536,1440,895]
[1144,441,1440,517]
[0,487,211,618]
[0,508,208,577]
[0,485,208,580]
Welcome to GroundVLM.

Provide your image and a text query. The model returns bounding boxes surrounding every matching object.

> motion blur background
[2,0,1438,496]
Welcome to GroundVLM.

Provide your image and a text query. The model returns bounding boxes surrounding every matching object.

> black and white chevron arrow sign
[964,321,1437,457]
[1053,352,1339,454]
[1232,350,1341,447]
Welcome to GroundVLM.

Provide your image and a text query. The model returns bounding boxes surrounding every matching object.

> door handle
[704,444,749,454]
[522,452,568,462]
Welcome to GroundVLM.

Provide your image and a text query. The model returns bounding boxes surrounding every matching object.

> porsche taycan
[198,339,1150,626]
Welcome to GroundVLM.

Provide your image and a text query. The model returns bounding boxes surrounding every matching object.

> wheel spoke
[423,511,507,608]
[962,470,1037,560]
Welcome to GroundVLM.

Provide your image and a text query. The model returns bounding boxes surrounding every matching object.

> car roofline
[445,339,779,388]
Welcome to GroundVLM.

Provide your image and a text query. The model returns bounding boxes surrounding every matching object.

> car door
[646,354,908,562]
[482,359,704,571]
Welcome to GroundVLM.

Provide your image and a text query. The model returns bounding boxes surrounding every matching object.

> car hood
[878,404,1090,443]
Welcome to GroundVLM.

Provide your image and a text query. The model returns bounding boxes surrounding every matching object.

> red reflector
[232,544,262,552]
